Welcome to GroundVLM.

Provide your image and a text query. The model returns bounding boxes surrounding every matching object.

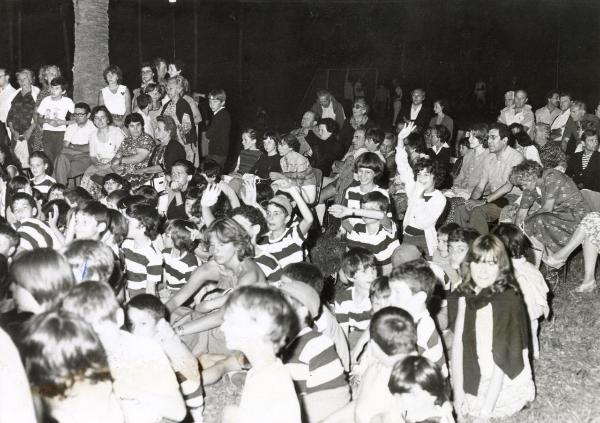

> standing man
[498,89,535,136]
[0,68,16,146]
[310,90,346,131]
[550,92,573,142]
[535,90,561,126]
[205,89,231,168]
[402,88,431,130]
[455,123,523,234]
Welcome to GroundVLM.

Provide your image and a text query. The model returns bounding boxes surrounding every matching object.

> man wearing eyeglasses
[0,68,17,146]
[455,123,523,234]
[53,102,95,185]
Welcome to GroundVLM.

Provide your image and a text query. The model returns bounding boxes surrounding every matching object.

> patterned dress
[580,212,600,252]
[521,169,589,253]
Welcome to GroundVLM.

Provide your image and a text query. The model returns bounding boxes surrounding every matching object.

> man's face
[73,107,89,125]
[559,96,572,112]
[380,138,395,156]
[570,105,585,122]
[208,96,224,113]
[504,92,515,108]
[301,112,315,129]
[29,157,47,178]
[584,135,599,153]
[548,93,560,108]
[318,95,331,108]
[17,73,31,90]
[514,91,527,109]
[487,129,506,153]
[170,165,189,189]
[411,90,424,106]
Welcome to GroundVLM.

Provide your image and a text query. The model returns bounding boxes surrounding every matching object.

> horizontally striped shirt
[258,225,305,270]
[31,174,56,195]
[345,222,400,267]
[284,326,349,395]
[414,309,447,375]
[334,287,372,333]
[122,239,163,292]
[254,249,282,281]
[343,184,390,227]
[16,217,60,250]
[162,248,198,290]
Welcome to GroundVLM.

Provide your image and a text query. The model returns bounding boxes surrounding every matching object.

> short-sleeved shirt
[254,249,281,281]
[414,309,447,374]
[162,248,198,290]
[334,287,372,334]
[16,217,60,250]
[346,222,400,268]
[36,96,74,131]
[482,146,523,194]
[258,225,306,270]
[122,239,163,293]
[64,120,96,145]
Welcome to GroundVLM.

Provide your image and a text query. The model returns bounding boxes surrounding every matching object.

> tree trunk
[72,0,109,107]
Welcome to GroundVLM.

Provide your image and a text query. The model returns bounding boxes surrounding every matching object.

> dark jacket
[305,131,343,177]
[566,151,600,192]
[205,108,231,157]
[310,95,346,130]
[402,104,432,131]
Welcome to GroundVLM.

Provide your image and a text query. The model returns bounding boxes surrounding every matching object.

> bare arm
[452,297,466,419]
[280,183,313,235]
[165,261,220,312]
[124,88,132,116]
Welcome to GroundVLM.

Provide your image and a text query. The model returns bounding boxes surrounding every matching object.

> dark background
[1,0,599,132]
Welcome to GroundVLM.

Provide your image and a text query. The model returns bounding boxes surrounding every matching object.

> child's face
[241,133,256,150]
[48,190,64,201]
[184,198,196,218]
[127,216,143,238]
[365,138,380,152]
[470,257,500,290]
[49,84,64,99]
[221,304,259,351]
[437,233,449,256]
[163,230,174,249]
[449,241,469,269]
[209,234,237,265]
[75,211,101,240]
[416,169,435,191]
[371,294,391,313]
[389,280,422,317]
[127,308,158,338]
[357,167,376,186]
[0,235,14,257]
[361,201,382,224]
[104,179,122,195]
[266,204,288,231]
[11,199,34,222]
[29,157,47,178]
[352,265,377,291]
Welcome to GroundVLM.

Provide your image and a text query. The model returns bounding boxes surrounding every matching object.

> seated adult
[305,117,343,177]
[80,106,124,198]
[338,97,377,153]
[428,98,454,144]
[509,160,590,265]
[248,130,281,179]
[566,128,600,192]
[425,124,452,188]
[290,110,317,156]
[512,131,541,164]
[54,102,96,185]
[454,122,523,234]
[535,122,566,171]
[498,89,535,137]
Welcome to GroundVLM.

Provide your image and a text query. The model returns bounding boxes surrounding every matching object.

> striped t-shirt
[254,249,282,281]
[334,287,372,334]
[345,222,400,268]
[122,239,163,293]
[258,225,305,270]
[162,248,199,290]
[16,218,60,250]
[343,184,390,227]
[284,326,349,396]
[31,175,56,195]
[414,309,447,375]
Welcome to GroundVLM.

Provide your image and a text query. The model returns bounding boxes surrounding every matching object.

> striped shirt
[254,249,282,281]
[345,222,400,267]
[258,225,305,270]
[284,326,349,395]
[122,239,163,292]
[31,175,56,195]
[343,184,389,211]
[334,287,372,333]
[414,309,447,375]
[162,248,198,290]
[16,218,60,250]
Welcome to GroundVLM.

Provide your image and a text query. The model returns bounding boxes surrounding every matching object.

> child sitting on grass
[126,294,204,422]
[279,280,351,423]
[220,285,301,423]
[492,223,549,359]
[372,355,454,423]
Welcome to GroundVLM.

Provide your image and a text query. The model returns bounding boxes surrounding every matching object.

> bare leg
[550,224,586,262]
[582,238,598,284]
[531,318,540,360]
[201,355,243,385]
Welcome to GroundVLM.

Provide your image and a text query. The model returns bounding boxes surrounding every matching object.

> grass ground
[203,250,600,423]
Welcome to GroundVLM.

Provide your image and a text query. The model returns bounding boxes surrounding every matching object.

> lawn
[203,250,600,423]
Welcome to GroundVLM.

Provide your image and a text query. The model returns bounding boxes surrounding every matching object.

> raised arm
[278,181,314,236]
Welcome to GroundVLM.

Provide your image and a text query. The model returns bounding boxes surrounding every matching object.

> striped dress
[162,248,199,291]
[16,218,60,250]
[122,239,163,297]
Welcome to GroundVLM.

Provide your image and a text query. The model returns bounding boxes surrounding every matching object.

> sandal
[575,280,596,293]
[542,255,566,269]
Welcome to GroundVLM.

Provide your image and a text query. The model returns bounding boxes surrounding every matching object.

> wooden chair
[67,173,84,187]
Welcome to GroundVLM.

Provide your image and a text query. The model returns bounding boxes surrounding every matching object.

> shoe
[575,280,596,293]
[543,255,566,269]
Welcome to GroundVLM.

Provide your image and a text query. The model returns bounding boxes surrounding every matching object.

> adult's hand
[465,199,486,211]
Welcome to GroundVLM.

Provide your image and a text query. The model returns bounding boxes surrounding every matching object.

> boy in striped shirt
[161,219,199,297]
[332,191,400,276]
[258,182,313,270]
[123,204,163,299]
[29,151,56,196]
[279,280,351,423]
[10,192,61,253]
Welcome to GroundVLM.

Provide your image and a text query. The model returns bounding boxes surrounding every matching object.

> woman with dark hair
[249,130,282,179]
[306,117,343,176]
[425,124,452,188]
[509,159,589,265]
[98,65,131,128]
[338,97,377,153]
[429,99,454,144]
[512,132,540,164]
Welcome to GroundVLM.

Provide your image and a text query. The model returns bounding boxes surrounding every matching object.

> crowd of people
[0,58,600,423]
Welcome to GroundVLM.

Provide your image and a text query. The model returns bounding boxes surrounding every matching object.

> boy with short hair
[36,76,75,165]
[135,93,155,138]
[279,281,351,423]
[127,294,204,422]
[220,286,301,423]
[10,192,61,252]
[122,203,163,298]
[62,239,116,284]
[335,248,377,348]
[29,151,55,196]
[388,261,447,374]
[0,223,19,259]
[61,282,186,423]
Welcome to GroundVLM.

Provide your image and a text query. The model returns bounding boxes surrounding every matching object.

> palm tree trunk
[72,0,109,107]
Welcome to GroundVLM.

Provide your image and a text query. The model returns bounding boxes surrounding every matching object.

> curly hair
[205,217,254,261]
[457,234,520,299]
[412,157,445,189]
[509,159,542,187]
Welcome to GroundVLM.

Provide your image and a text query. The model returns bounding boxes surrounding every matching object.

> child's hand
[47,204,59,228]
[328,204,350,218]
[398,121,416,140]
[201,183,221,208]
[275,178,295,192]
[240,179,257,205]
